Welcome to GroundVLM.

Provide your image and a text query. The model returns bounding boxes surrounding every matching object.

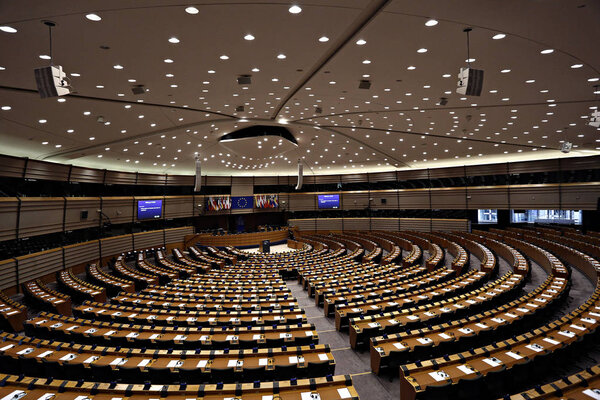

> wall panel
[509,184,560,209]
[101,235,133,257]
[467,186,509,209]
[0,198,18,242]
[342,218,370,231]
[432,219,469,232]
[0,155,26,178]
[18,198,63,238]
[101,197,134,224]
[104,171,137,185]
[17,248,63,283]
[69,167,104,183]
[398,189,430,209]
[400,218,432,232]
[137,174,166,186]
[164,196,194,219]
[65,198,101,231]
[371,218,399,231]
[0,259,17,290]
[342,192,369,210]
[561,182,600,210]
[430,188,467,209]
[134,230,164,249]
[25,160,70,181]
[64,240,99,269]
[370,190,398,209]
[316,218,343,231]
[165,227,194,244]
[288,193,315,211]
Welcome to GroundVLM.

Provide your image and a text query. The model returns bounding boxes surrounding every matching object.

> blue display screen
[137,200,163,220]
[317,194,340,209]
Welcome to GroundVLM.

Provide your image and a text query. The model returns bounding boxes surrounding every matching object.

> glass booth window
[478,209,498,224]
[510,209,582,225]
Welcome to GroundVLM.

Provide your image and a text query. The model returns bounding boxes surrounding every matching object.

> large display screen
[137,200,163,220]
[477,209,498,224]
[317,194,340,209]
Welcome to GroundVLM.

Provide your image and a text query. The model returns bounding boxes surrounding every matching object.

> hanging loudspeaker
[295,160,303,190]
[194,156,202,192]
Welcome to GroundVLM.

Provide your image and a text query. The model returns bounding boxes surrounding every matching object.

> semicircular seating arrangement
[1,227,600,400]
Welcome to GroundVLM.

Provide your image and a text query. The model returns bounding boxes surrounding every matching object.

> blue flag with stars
[231,196,254,209]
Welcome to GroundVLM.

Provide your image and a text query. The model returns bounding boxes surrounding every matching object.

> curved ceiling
[0,0,599,176]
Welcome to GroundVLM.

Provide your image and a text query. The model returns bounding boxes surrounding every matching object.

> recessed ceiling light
[588,77,599,82]
[571,63,583,68]
[417,48,427,53]
[425,19,438,26]
[67,129,74,133]
[96,85,104,88]
[113,64,123,69]
[0,67,6,70]
[362,59,371,64]
[407,66,416,70]
[0,26,18,33]
[55,144,62,148]
[442,74,451,78]
[85,13,101,21]
[185,6,199,14]
[465,58,476,63]
[220,55,229,60]
[288,5,302,14]
[168,37,180,44]
[39,55,51,60]
[492,33,506,40]
[500,69,511,73]
[42,141,48,145]
[251,67,260,72]
[165,73,174,78]
[277,54,286,59]
[57,98,66,103]
[244,34,255,41]
[208,70,215,73]
[318,36,329,42]
[164,58,174,63]
[356,39,366,45]
[525,79,535,83]
[540,49,554,54]
[38,119,47,124]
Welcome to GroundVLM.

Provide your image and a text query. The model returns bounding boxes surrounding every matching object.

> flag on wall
[255,194,279,209]
[231,196,254,209]
[207,196,231,211]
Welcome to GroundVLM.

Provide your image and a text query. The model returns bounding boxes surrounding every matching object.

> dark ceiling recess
[219,125,298,145]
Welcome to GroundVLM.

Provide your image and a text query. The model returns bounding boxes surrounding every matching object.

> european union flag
[231,196,254,209]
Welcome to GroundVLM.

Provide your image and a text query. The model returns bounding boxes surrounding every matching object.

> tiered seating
[153,249,195,278]
[135,252,179,284]
[86,263,135,296]
[507,364,600,399]
[112,255,158,290]
[22,280,71,315]
[171,248,212,273]
[0,290,27,331]
[56,269,107,303]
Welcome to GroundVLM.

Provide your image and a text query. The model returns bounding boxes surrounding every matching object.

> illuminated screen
[137,200,163,220]
[317,194,340,209]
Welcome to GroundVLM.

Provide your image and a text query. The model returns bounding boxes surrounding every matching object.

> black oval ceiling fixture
[218,125,298,146]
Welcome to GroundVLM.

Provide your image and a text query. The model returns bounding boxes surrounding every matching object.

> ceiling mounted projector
[219,125,298,146]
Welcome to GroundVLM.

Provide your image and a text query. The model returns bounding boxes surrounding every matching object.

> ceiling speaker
[34,65,72,98]
[456,67,484,96]
[358,80,371,89]
[131,85,145,95]
[237,75,251,85]
[236,105,245,112]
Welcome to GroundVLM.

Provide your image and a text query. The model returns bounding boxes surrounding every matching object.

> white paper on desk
[465,299,477,305]
[368,322,380,328]
[505,351,523,360]
[393,342,405,350]
[197,360,208,368]
[424,312,436,317]
[227,359,241,367]
[186,317,197,322]
[505,313,517,319]
[438,333,451,340]
[517,308,530,313]
[149,334,160,340]
[318,353,328,361]
[458,328,473,335]
[0,390,26,400]
[74,396,91,400]
[0,344,15,351]
[66,325,79,331]
[126,332,139,338]
[167,360,183,368]
[388,319,399,325]
[253,334,262,340]
[582,389,600,399]
[206,317,215,322]
[570,324,586,331]
[428,370,450,382]
[417,338,432,345]
[338,388,352,399]
[300,393,321,400]
[200,335,209,341]
[96,309,105,314]
[457,365,475,375]
[84,328,97,334]
[6,311,19,316]
[543,337,560,345]
[104,330,116,336]
[491,318,506,324]
[289,356,298,364]
[17,348,34,355]
[525,344,544,352]
[83,356,99,364]
[351,308,362,313]
[482,358,502,367]
[166,316,175,321]
[226,335,238,341]
[475,323,489,329]
[137,359,151,367]
[110,357,127,366]
[174,335,187,341]
[280,333,292,339]
[582,317,597,324]
[558,330,575,338]
[37,350,53,358]
[38,393,56,400]
[258,358,268,366]
[50,323,63,328]
[60,353,77,361]
[406,315,419,321]
[252,317,260,321]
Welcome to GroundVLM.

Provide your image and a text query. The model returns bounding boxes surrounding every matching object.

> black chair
[306,361,332,378]
[42,359,65,379]
[147,366,173,384]
[243,366,267,382]
[20,356,45,377]
[179,367,209,384]
[274,363,297,381]
[65,362,94,381]
[423,381,456,400]
[118,365,143,383]
[0,354,20,374]
[210,367,234,383]
[92,364,114,382]
[266,337,285,348]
